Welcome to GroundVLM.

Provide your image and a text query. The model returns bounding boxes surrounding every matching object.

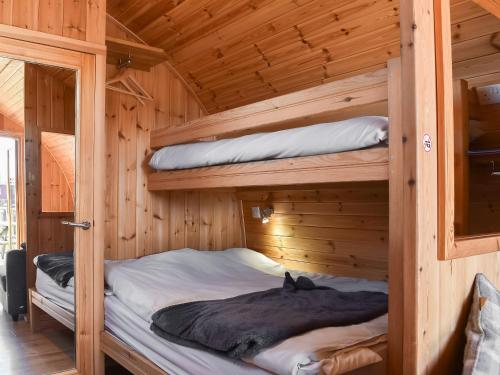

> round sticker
[423,134,432,152]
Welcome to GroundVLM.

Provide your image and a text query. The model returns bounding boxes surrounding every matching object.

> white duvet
[105,248,388,375]
[149,116,388,170]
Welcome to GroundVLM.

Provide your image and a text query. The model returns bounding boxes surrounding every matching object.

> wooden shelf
[148,148,389,191]
[106,36,168,71]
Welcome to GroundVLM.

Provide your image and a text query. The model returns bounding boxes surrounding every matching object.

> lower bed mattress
[35,248,388,375]
[35,267,75,313]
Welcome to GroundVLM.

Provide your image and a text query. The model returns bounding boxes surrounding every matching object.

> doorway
[0,136,18,252]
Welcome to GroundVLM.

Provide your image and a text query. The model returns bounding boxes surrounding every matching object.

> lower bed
[34,248,389,375]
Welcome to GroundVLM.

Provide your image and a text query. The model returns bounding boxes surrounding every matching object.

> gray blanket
[151,272,388,358]
[37,252,73,288]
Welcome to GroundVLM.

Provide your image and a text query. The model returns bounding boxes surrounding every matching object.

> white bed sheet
[105,296,271,375]
[105,248,388,375]
[35,268,75,312]
[33,255,75,312]
[149,116,388,171]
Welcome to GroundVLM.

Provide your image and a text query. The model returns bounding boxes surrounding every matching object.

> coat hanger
[105,59,153,105]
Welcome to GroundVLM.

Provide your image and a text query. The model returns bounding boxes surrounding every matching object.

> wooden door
[0,33,105,375]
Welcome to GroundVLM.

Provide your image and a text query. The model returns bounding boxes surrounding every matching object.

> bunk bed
[29,254,75,332]
[148,68,391,191]
[99,60,403,375]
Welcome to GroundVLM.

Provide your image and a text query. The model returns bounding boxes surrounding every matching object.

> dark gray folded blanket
[151,272,388,358]
[36,252,74,288]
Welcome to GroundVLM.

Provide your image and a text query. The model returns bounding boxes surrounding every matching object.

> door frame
[0,29,105,375]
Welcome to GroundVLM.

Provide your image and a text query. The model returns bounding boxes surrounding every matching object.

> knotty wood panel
[0,0,106,44]
[237,182,389,280]
[106,0,497,114]
[104,61,243,260]
[41,145,74,212]
[0,56,24,126]
[24,62,76,290]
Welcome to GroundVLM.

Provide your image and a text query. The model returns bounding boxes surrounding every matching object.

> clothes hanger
[105,55,153,105]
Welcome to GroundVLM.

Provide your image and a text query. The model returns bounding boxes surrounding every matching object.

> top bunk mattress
[149,116,388,171]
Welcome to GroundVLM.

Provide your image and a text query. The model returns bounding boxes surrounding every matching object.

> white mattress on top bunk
[149,116,389,171]
[34,264,75,313]
[105,248,388,375]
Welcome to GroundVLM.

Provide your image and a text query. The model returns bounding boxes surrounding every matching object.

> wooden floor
[0,306,75,375]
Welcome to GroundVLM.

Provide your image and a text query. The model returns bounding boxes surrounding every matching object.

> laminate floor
[0,305,75,375]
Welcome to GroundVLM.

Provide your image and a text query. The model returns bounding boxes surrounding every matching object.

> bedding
[151,272,388,358]
[149,116,388,171]
[36,252,74,287]
[106,295,386,375]
[35,265,75,312]
[105,248,388,375]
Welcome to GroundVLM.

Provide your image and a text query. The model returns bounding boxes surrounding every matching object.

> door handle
[61,220,91,230]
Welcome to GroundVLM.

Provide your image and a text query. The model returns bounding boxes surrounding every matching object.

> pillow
[463,274,500,375]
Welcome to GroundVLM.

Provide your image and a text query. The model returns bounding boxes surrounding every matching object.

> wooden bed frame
[99,59,403,375]
[101,331,387,375]
[148,67,390,191]
[28,288,75,332]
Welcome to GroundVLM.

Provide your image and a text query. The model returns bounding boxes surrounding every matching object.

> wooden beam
[148,148,389,191]
[29,289,75,331]
[453,80,470,236]
[472,0,500,18]
[387,57,404,375]
[400,0,439,372]
[101,332,167,375]
[150,68,388,149]
[106,36,168,71]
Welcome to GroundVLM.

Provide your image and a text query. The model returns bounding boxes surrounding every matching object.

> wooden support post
[400,0,439,372]
[387,57,403,374]
[453,80,470,236]
[28,288,42,333]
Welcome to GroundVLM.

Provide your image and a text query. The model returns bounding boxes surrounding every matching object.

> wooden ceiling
[107,0,401,113]
[108,0,499,114]
[0,57,24,126]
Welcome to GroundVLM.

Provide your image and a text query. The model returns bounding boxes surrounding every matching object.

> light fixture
[261,207,274,224]
[251,206,274,224]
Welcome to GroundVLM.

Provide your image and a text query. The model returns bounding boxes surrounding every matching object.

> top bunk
[148,66,396,191]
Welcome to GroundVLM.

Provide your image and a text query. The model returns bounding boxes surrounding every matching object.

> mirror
[0,56,77,374]
[435,0,500,259]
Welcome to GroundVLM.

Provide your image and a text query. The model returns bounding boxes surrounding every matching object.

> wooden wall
[0,112,21,135]
[413,3,500,373]
[238,182,389,280]
[104,60,244,260]
[24,63,76,289]
[0,0,105,44]
[41,145,74,212]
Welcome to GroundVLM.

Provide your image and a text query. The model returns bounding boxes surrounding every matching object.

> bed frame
[100,58,403,375]
[28,288,75,332]
[101,331,387,375]
[148,67,391,191]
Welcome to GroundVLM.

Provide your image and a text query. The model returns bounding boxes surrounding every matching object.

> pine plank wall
[0,0,105,44]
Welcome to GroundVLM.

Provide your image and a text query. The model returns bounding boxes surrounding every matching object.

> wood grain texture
[238,182,388,280]
[402,0,500,373]
[148,149,389,191]
[0,303,74,375]
[41,145,74,212]
[150,68,388,148]
[107,0,400,113]
[104,62,243,260]
[0,0,106,44]
[24,63,76,290]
